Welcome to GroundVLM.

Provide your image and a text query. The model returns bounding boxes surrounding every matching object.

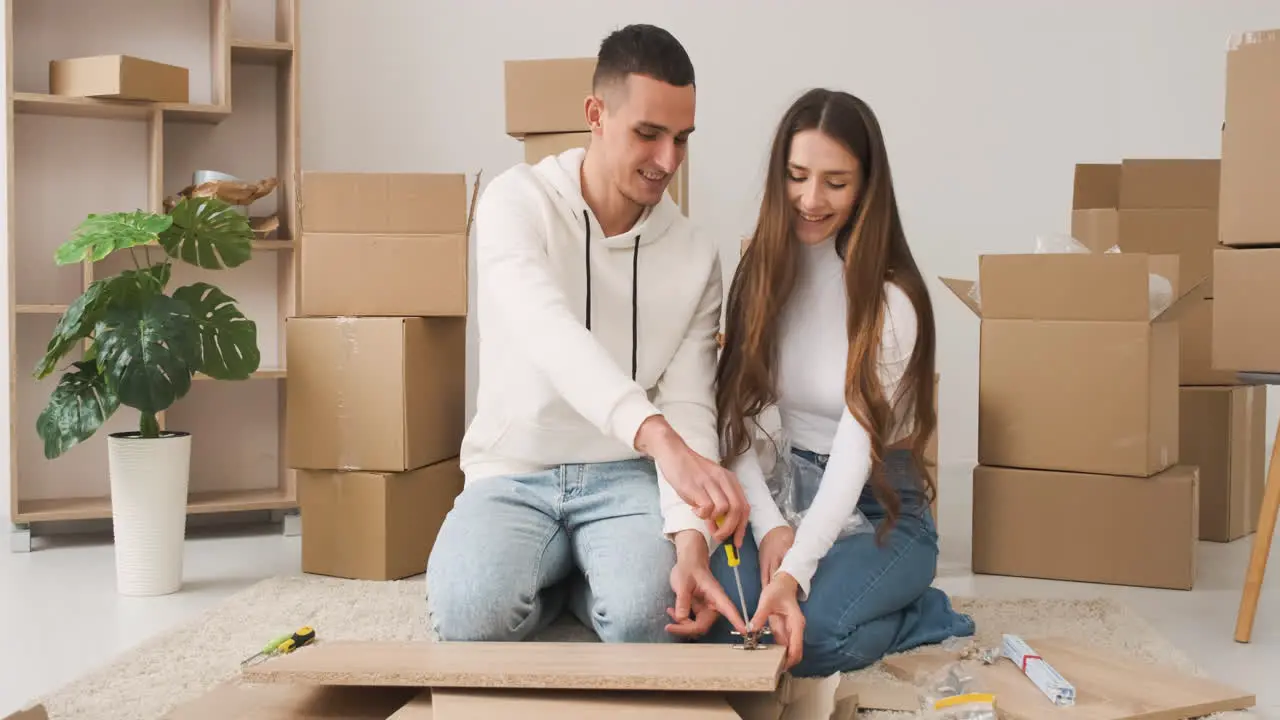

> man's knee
[591,582,675,643]
[425,484,554,643]
[583,553,676,643]
[427,559,538,642]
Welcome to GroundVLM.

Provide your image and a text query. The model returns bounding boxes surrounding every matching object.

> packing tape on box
[336,316,357,471]
[1229,29,1280,51]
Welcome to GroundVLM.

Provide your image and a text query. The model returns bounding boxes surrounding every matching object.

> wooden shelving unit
[6,0,302,545]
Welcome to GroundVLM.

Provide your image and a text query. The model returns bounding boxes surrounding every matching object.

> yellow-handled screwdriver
[717,518,752,633]
[240,626,316,666]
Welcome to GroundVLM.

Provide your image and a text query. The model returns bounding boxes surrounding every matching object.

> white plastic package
[747,409,872,539]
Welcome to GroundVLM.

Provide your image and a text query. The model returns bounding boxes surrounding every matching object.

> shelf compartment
[194,367,286,381]
[16,304,69,315]
[230,39,293,66]
[14,487,296,523]
[12,92,230,124]
[253,239,294,251]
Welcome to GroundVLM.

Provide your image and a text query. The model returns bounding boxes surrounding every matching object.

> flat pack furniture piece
[240,640,785,692]
[233,640,787,717]
[1234,371,1280,643]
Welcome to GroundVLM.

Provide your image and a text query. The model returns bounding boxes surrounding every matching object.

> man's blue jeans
[425,457,678,643]
[706,448,976,677]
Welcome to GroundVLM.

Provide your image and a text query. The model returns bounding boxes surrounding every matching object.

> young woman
[708,88,975,715]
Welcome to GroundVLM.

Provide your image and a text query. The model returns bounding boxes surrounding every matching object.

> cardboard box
[1071,160,1230,385]
[298,233,467,317]
[1118,159,1219,210]
[504,58,596,136]
[521,131,689,215]
[1220,29,1280,247]
[48,54,188,103]
[942,252,1198,477]
[1180,386,1267,542]
[523,131,592,164]
[972,464,1198,590]
[299,458,464,581]
[1071,160,1218,297]
[1212,247,1280,373]
[300,172,468,234]
[285,317,466,472]
[1181,296,1242,385]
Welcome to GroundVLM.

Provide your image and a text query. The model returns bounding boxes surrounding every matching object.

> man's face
[593,74,695,208]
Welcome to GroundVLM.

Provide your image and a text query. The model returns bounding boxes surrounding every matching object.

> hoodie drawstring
[582,209,640,381]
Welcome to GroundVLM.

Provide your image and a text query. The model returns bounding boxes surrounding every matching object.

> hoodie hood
[530,147,679,249]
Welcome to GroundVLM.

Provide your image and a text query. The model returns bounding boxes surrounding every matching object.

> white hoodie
[460,147,722,546]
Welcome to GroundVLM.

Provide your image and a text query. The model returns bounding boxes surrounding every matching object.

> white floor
[1,469,1279,719]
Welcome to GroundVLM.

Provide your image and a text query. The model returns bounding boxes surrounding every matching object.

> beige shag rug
[32,575,1251,719]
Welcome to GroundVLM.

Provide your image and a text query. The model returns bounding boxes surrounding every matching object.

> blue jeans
[424,457,677,643]
[706,448,975,676]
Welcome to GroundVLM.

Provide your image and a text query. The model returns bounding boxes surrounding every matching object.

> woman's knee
[792,626,890,677]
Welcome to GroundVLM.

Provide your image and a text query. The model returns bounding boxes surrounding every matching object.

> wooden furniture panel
[241,641,786,693]
[431,689,741,719]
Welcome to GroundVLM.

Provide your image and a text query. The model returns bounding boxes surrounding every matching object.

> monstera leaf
[158,196,253,270]
[93,294,201,415]
[54,211,173,265]
[172,282,260,380]
[33,264,172,380]
[35,360,120,459]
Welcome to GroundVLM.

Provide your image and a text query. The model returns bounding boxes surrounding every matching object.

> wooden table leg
[1235,420,1280,643]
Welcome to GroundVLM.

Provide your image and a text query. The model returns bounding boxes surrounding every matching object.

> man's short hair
[593,24,695,95]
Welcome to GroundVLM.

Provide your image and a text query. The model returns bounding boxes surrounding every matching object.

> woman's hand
[757,526,795,588]
[750,572,805,670]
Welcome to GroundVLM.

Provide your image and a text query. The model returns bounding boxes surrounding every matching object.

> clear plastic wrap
[748,408,873,539]
[915,661,998,720]
[966,232,1174,319]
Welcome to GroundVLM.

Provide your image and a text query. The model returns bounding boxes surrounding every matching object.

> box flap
[977,253,1190,321]
[938,277,981,317]
[1072,163,1120,209]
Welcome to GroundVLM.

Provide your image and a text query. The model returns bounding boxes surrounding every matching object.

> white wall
[298,0,1280,469]
[6,1,1280,526]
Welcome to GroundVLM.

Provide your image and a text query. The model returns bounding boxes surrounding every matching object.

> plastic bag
[749,410,873,539]
[967,232,1174,320]
[917,661,998,720]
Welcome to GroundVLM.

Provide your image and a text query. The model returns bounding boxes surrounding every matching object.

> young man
[426,24,752,644]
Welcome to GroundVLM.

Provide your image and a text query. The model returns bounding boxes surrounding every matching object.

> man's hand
[750,572,805,670]
[635,416,749,546]
[665,530,749,639]
[757,526,795,589]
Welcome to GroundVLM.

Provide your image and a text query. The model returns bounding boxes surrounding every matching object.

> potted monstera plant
[33,194,260,596]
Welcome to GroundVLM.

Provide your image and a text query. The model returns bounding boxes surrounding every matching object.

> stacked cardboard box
[1214,31,1280,374]
[944,252,1202,589]
[285,172,469,581]
[503,57,689,215]
[1072,160,1268,543]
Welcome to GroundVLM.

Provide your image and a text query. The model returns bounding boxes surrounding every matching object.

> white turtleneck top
[731,236,919,599]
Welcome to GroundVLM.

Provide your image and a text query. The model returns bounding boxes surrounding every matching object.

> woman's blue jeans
[705,448,975,677]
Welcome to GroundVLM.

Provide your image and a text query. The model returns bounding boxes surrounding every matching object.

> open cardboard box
[941,251,1202,477]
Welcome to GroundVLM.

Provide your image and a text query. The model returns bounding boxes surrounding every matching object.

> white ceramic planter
[107,431,192,597]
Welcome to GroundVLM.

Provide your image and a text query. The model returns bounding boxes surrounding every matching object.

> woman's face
[786,129,861,245]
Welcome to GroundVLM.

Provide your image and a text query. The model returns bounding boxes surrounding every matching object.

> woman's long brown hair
[716,88,937,543]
